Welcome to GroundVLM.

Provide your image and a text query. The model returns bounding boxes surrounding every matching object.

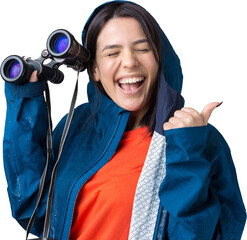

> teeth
[119,77,144,84]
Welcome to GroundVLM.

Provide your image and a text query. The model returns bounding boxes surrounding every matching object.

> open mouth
[117,77,145,92]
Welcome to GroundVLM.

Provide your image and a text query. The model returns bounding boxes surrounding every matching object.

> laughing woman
[3,1,246,240]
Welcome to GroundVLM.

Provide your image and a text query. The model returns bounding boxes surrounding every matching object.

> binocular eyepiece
[47,29,89,69]
[0,29,90,85]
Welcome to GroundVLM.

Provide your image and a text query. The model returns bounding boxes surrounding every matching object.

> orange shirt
[69,126,152,240]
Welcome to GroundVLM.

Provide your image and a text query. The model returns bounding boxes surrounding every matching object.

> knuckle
[163,122,171,130]
[168,117,175,123]
[185,115,194,123]
[174,110,180,116]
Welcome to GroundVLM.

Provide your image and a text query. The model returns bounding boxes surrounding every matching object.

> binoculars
[0,29,90,85]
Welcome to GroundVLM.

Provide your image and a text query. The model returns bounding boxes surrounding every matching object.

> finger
[169,116,192,129]
[201,102,222,124]
[168,116,178,124]
[174,109,198,121]
[163,122,175,131]
[174,109,204,126]
[29,71,38,82]
[180,107,200,117]
[174,109,191,119]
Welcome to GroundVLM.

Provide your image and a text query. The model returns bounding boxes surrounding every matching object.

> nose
[122,49,138,69]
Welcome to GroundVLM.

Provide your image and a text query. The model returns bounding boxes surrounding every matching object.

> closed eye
[136,49,150,52]
[108,52,120,56]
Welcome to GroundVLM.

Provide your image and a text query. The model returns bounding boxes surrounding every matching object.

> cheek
[97,58,119,77]
[96,61,118,92]
[140,54,159,77]
[147,60,159,84]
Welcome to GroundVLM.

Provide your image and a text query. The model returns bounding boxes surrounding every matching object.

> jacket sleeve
[3,81,51,236]
[159,125,246,240]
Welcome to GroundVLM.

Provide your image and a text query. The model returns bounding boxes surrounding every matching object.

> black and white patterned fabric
[128,131,167,240]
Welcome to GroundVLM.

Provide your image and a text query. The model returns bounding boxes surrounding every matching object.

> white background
[0,0,246,239]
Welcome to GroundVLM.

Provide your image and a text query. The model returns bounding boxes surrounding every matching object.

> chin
[122,105,145,112]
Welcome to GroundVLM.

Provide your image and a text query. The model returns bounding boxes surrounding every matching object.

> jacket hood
[81,1,184,135]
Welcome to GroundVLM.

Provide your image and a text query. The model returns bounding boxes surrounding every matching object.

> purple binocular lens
[9,61,21,78]
[55,35,69,53]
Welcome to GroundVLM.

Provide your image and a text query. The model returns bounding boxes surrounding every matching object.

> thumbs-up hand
[163,102,222,131]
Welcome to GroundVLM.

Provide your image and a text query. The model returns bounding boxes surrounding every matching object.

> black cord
[26,69,80,240]
[26,83,52,240]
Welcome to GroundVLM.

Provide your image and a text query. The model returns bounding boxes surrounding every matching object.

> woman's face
[94,17,159,122]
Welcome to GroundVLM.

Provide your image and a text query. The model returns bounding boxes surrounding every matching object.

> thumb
[201,102,222,124]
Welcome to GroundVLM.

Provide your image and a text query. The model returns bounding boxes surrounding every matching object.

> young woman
[3,1,246,239]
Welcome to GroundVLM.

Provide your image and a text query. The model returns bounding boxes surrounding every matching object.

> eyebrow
[102,44,121,52]
[102,39,148,52]
[132,39,148,45]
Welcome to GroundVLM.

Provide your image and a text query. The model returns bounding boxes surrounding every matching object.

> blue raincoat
[3,1,246,239]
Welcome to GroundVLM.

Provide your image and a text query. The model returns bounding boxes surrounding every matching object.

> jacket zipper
[59,112,128,239]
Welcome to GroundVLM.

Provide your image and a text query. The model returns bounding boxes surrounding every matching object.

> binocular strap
[26,70,80,240]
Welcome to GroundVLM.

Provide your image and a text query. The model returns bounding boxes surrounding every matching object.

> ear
[93,62,100,82]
